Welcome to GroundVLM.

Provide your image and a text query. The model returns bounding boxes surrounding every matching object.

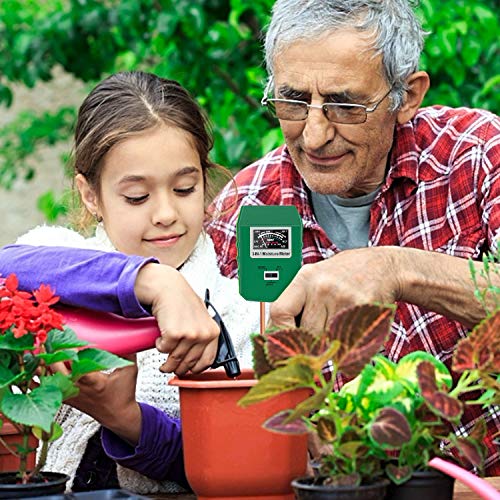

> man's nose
[152,196,177,226]
[302,106,335,151]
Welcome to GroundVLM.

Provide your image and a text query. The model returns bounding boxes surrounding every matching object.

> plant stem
[0,435,18,458]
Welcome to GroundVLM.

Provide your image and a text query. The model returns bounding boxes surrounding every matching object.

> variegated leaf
[316,416,336,442]
[265,328,319,364]
[385,463,412,485]
[396,351,452,390]
[251,334,273,378]
[238,362,313,407]
[417,362,463,421]
[263,410,309,435]
[328,304,394,378]
[452,338,475,373]
[370,407,411,448]
[455,437,485,468]
[285,383,331,423]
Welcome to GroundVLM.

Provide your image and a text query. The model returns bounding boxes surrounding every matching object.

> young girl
[12,71,260,494]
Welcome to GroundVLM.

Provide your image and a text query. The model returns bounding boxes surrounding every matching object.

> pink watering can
[58,289,241,378]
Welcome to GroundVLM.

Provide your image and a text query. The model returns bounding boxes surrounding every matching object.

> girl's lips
[305,151,347,166]
[145,235,182,247]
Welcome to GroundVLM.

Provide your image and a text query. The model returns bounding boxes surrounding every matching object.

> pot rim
[292,476,390,492]
[169,367,258,389]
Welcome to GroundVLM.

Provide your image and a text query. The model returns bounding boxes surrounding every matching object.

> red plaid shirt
[207,106,500,474]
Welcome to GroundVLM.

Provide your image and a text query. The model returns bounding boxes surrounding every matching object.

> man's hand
[270,245,495,332]
[134,263,220,375]
[270,247,401,333]
[49,356,142,446]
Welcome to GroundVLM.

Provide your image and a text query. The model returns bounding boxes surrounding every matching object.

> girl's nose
[152,196,177,227]
[302,107,336,151]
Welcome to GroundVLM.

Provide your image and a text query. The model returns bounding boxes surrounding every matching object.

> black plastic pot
[0,471,69,498]
[291,476,390,500]
[385,470,455,500]
[23,488,149,499]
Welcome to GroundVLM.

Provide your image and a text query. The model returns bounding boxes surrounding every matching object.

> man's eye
[279,90,308,101]
[124,194,149,204]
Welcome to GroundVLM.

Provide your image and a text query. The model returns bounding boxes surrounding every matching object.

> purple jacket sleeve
[101,403,189,489]
[0,244,157,318]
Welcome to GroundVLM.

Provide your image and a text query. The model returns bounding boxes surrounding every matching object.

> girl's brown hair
[72,71,230,231]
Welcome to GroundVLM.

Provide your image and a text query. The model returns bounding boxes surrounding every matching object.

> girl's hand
[49,355,142,446]
[134,263,220,375]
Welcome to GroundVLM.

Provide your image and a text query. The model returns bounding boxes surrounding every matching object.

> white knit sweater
[16,225,260,493]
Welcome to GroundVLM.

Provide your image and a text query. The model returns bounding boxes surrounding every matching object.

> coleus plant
[239,302,500,487]
[0,274,132,483]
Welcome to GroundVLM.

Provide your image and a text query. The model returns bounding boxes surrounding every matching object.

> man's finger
[269,278,307,329]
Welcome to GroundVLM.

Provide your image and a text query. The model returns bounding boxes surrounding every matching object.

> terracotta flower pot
[170,368,308,500]
[0,420,37,472]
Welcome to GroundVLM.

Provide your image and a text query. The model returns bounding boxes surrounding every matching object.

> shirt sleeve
[101,403,189,488]
[0,244,155,317]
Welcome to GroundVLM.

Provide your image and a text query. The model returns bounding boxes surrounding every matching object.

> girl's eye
[124,194,149,205]
[174,186,196,196]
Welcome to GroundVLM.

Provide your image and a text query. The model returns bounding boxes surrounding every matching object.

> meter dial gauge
[252,228,289,250]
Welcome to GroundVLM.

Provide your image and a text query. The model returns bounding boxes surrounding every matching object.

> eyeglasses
[261,87,393,125]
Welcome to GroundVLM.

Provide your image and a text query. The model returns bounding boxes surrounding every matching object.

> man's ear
[396,71,430,124]
[75,173,100,217]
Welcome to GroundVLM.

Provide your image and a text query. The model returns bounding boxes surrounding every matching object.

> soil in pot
[0,471,68,498]
[169,368,308,500]
[385,470,455,500]
[291,476,389,500]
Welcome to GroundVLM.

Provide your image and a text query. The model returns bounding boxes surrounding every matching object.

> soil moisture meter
[237,205,302,302]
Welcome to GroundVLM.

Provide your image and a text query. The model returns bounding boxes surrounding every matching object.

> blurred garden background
[0,0,498,245]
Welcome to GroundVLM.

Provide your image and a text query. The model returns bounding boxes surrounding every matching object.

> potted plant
[239,303,396,499]
[0,273,131,498]
[239,295,499,500]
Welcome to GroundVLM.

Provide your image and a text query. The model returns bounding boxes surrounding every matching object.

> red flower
[5,274,18,293]
[33,284,59,307]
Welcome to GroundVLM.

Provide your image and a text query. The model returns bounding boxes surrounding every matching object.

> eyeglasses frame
[261,86,394,124]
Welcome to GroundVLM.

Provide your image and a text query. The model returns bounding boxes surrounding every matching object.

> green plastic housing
[236,205,303,302]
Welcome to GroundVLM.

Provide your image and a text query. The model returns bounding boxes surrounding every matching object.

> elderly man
[1,0,499,474]
[206,0,500,474]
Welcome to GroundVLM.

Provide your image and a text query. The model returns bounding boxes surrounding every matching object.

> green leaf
[32,421,63,442]
[47,326,89,351]
[0,330,34,351]
[0,385,62,432]
[71,348,132,379]
[37,350,78,365]
[40,372,79,400]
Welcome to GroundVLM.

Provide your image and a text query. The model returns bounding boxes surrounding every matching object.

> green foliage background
[0,0,498,221]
